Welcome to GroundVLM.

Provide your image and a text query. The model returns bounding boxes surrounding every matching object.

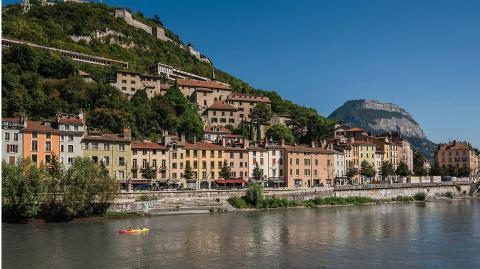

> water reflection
[3,200,480,269]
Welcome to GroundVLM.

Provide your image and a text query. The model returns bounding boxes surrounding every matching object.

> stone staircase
[142,199,236,216]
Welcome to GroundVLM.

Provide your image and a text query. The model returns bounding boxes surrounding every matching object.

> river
[3,200,480,269]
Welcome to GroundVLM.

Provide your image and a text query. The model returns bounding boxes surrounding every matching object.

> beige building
[436,141,479,176]
[224,147,249,179]
[202,102,239,127]
[131,141,169,188]
[81,128,132,188]
[226,93,271,121]
[176,79,232,110]
[111,70,172,98]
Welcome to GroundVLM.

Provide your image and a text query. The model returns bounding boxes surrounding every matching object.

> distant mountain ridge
[328,99,436,158]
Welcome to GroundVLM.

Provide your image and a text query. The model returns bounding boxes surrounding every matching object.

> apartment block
[131,141,169,188]
[436,141,479,175]
[56,113,85,167]
[111,70,172,98]
[22,121,61,167]
[226,93,271,121]
[2,117,26,164]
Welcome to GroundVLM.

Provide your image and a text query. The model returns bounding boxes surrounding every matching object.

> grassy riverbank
[227,184,431,210]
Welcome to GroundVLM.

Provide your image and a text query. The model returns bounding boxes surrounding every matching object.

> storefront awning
[214,179,247,184]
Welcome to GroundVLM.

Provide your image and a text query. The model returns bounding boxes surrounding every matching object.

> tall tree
[184,161,193,181]
[380,161,395,180]
[250,103,272,125]
[253,163,263,181]
[413,151,428,176]
[346,162,358,183]
[220,160,232,179]
[266,124,294,144]
[360,160,376,181]
[395,161,411,177]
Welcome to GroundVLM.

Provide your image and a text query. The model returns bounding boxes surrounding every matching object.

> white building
[333,150,346,179]
[56,113,86,167]
[2,116,26,165]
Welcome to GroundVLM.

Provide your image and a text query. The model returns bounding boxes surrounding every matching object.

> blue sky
[4,0,480,147]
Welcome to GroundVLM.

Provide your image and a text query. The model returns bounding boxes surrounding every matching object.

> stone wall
[334,182,471,200]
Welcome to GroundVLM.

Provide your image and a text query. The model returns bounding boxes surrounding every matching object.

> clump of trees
[266,124,294,144]
[2,157,119,223]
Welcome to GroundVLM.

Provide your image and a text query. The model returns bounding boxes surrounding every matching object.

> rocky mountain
[328,100,436,158]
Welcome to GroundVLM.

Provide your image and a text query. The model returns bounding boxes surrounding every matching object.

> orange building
[23,121,60,166]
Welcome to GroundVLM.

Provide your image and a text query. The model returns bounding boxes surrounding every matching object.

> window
[32,154,37,164]
[61,145,64,152]
[118,171,125,180]
[143,150,147,155]
[152,160,157,167]
[193,161,198,169]
[122,80,127,83]
[46,132,51,139]
[68,157,74,164]
[161,160,166,167]
[13,133,18,141]
[45,155,51,163]
[74,125,79,131]
[92,143,98,150]
[133,159,137,168]
[32,141,38,151]
[210,150,215,158]
[218,151,222,158]
[119,157,125,166]
[202,150,206,158]
[296,169,299,176]
[143,159,148,169]
[202,161,207,169]
[104,144,110,151]
[172,173,177,179]
[210,161,215,169]
[32,132,38,139]
[315,159,318,166]
[4,132,10,141]
[230,162,234,168]
[119,145,125,151]
[7,145,18,153]
[131,81,136,84]
[92,156,98,163]
[103,157,109,165]
[68,145,74,152]
[68,135,73,142]
[172,162,177,169]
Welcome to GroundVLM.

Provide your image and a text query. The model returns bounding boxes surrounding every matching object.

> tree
[458,166,471,177]
[2,160,45,223]
[253,162,264,181]
[178,108,204,141]
[396,161,411,177]
[360,160,376,181]
[142,164,157,180]
[380,161,395,181]
[250,103,272,125]
[266,124,294,144]
[244,183,264,207]
[429,161,443,176]
[220,160,232,179]
[184,161,193,181]
[346,161,358,183]
[413,151,427,176]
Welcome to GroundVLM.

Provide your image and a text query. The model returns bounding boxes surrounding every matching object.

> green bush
[244,183,264,207]
[227,196,248,209]
[312,196,373,206]
[395,195,415,202]
[414,192,427,201]
[445,192,454,198]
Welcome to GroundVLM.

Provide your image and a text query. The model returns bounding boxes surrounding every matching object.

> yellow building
[184,142,224,189]
[81,128,131,189]
[351,141,376,184]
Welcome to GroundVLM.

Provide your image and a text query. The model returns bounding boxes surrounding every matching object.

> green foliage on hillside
[2,2,333,143]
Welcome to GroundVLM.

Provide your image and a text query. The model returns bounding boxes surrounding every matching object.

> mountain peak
[328,99,436,158]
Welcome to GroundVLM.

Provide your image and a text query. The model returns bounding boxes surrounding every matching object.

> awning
[214,179,247,184]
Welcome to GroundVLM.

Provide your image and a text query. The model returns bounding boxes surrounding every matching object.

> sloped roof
[132,141,167,149]
[206,102,237,111]
[226,93,271,103]
[83,133,130,143]
[177,79,231,90]
[24,121,58,132]
[184,142,224,150]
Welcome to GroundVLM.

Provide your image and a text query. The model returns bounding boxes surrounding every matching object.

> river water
[3,200,480,269]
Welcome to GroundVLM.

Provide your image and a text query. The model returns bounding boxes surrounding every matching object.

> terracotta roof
[223,134,243,138]
[224,147,248,152]
[226,93,271,103]
[2,117,21,123]
[82,133,130,143]
[24,121,58,132]
[184,142,224,150]
[204,125,231,134]
[177,79,231,90]
[58,118,84,124]
[346,127,366,132]
[131,141,167,150]
[248,146,266,151]
[351,141,376,146]
[284,145,334,154]
[206,102,237,111]
[438,142,474,151]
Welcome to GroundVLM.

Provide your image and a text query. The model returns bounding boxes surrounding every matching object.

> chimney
[181,133,186,143]
[265,136,269,147]
[193,135,197,144]
[281,138,285,146]
[221,139,226,147]
[311,141,316,148]
[122,126,131,140]
[244,140,250,149]
[20,115,27,127]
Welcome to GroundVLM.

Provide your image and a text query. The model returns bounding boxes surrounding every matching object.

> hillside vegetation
[2,2,333,143]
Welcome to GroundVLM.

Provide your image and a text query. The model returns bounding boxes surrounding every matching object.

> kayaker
[139,225,144,230]
[128,226,132,231]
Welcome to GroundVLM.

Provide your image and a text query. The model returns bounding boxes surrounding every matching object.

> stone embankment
[109,182,472,215]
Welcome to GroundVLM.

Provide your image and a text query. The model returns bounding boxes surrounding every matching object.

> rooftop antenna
[22,0,31,13]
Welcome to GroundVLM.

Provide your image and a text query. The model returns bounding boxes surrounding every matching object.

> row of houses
[2,114,336,190]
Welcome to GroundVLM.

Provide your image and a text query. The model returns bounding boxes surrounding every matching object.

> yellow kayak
[118,228,149,234]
